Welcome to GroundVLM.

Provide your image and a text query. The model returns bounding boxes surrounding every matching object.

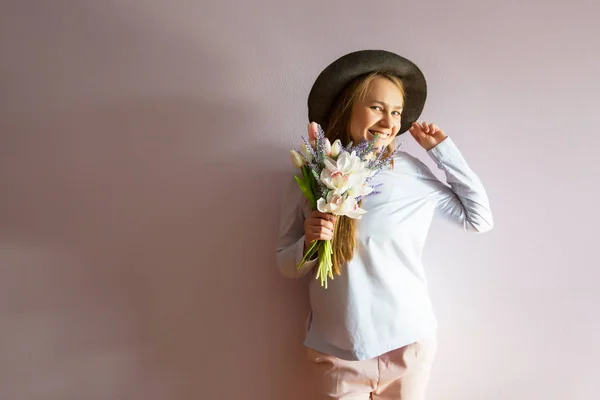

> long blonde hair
[324,71,405,275]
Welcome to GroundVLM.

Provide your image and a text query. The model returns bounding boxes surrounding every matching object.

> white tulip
[300,143,313,162]
[289,150,304,168]
[330,139,342,158]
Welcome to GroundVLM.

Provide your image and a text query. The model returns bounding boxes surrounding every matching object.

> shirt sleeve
[423,137,494,233]
[275,177,319,278]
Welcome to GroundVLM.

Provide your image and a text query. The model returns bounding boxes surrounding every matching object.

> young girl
[276,50,493,400]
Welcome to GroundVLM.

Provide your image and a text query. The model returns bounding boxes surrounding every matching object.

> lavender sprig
[356,190,381,202]
[297,147,320,178]
[360,134,380,157]
[364,142,402,183]
[299,132,330,199]
[367,145,386,169]
[301,136,318,162]
[314,124,328,165]
[311,169,328,199]
[352,139,371,158]
[371,142,402,169]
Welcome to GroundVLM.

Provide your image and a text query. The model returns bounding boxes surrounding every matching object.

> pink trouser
[306,337,437,400]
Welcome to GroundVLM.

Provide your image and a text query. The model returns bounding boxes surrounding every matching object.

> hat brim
[308,50,427,135]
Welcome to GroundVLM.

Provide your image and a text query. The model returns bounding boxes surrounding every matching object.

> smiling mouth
[368,130,391,139]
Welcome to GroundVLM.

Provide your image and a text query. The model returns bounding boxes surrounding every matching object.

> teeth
[369,130,389,137]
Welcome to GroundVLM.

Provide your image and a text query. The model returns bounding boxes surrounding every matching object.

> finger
[323,220,335,232]
[426,122,434,134]
[316,221,335,232]
[319,226,334,240]
[312,233,332,242]
[308,217,334,231]
[307,226,334,241]
[305,228,320,243]
[410,122,422,136]
[316,221,334,233]
[312,210,328,218]
[430,124,438,134]
[315,211,336,223]
[421,121,429,133]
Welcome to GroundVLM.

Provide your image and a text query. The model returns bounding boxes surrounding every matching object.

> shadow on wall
[2,94,311,400]
[0,4,311,397]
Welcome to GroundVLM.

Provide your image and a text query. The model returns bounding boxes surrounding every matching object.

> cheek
[348,114,367,142]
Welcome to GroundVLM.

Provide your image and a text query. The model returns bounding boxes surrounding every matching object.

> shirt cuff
[426,136,458,165]
[296,236,318,276]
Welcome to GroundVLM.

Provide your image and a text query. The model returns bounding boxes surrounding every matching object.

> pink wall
[1,0,598,398]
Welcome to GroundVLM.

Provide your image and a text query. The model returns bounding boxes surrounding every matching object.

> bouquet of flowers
[289,122,400,288]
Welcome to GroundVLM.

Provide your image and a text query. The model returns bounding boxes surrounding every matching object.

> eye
[392,111,402,117]
[370,105,383,111]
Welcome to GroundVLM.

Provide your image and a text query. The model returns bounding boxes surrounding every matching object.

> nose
[379,112,395,129]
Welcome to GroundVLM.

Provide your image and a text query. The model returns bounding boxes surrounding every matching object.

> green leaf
[294,176,316,208]
[299,166,317,209]
[306,167,317,199]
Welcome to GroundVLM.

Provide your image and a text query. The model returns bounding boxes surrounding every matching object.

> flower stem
[316,239,333,288]
[297,240,319,268]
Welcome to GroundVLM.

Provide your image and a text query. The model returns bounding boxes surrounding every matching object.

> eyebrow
[370,100,403,110]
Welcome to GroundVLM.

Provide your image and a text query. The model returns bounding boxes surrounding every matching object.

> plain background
[1,0,599,399]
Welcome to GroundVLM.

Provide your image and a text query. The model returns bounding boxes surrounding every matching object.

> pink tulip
[324,138,332,156]
[308,122,319,146]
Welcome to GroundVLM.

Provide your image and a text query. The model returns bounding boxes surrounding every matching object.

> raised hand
[408,121,448,151]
